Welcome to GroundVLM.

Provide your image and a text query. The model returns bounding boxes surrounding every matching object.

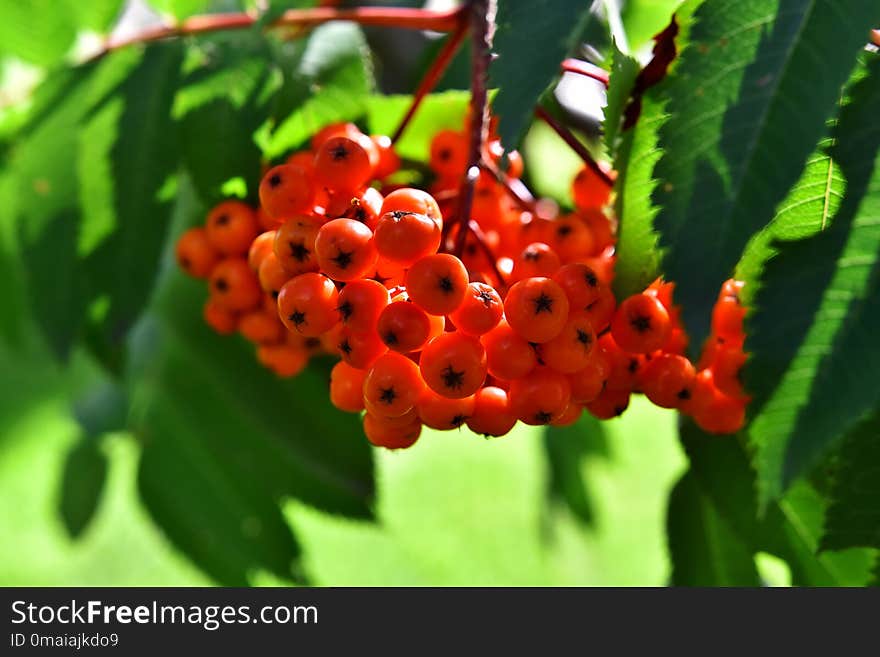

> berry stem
[478,159,537,214]
[468,220,507,289]
[453,0,497,258]
[560,58,610,87]
[91,6,465,60]
[391,22,469,144]
[534,106,614,188]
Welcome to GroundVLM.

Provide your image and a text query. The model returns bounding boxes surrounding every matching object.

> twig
[560,58,610,86]
[454,0,497,258]
[91,6,464,60]
[467,220,506,288]
[478,159,537,214]
[534,106,614,188]
[391,22,469,144]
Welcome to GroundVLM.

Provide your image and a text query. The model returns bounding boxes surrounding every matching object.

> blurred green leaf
[367,91,471,163]
[747,54,880,505]
[0,0,77,67]
[259,22,374,159]
[543,413,610,526]
[652,0,880,353]
[64,0,124,33]
[491,1,593,149]
[667,470,761,585]
[821,411,880,551]
[73,379,128,438]
[150,0,211,20]
[621,0,683,51]
[58,438,108,539]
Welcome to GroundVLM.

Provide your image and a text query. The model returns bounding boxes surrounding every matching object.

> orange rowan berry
[373,211,441,267]
[336,326,388,370]
[205,201,259,256]
[257,252,291,300]
[363,352,425,418]
[336,279,390,333]
[448,282,503,336]
[380,188,442,225]
[416,388,476,430]
[552,263,602,311]
[508,367,572,425]
[466,386,517,437]
[712,294,746,343]
[315,218,378,281]
[273,215,322,276]
[600,333,642,393]
[683,369,745,434]
[371,135,400,179]
[203,298,237,335]
[511,242,561,280]
[551,403,583,427]
[419,332,488,399]
[429,129,468,178]
[314,136,374,193]
[257,206,281,231]
[259,164,315,219]
[585,387,630,420]
[176,227,218,278]
[548,215,595,263]
[238,309,285,344]
[568,353,609,404]
[405,254,470,316]
[311,122,362,150]
[610,293,671,354]
[579,208,615,253]
[572,164,611,210]
[711,346,748,400]
[363,412,421,449]
[376,296,443,353]
[210,258,262,312]
[540,312,596,374]
[276,273,339,337]
[640,353,696,409]
[257,343,309,377]
[330,361,369,413]
[504,277,570,343]
[481,319,538,380]
[248,230,276,271]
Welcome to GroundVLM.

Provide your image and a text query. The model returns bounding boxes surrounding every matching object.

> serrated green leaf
[602,42,639,161]
[747,54,880,505]
[651,0,880,352]
[0,0,76,67]
[490,1,593,149]
[820,412,880,551]
[543,413,610,525]
[367,91,471,163]
[667,470,761,585]
[259,22,373,159]
[58,438,107,539]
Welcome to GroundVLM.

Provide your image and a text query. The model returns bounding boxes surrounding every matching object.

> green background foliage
[1,0,879,587]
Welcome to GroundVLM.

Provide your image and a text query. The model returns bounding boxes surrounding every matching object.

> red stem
[468,220,506,288]
[454,0,497,258]
[534,106,614,188]
[92,6,465,59]
[478,159,537,214]
[391,22,469,144]
[561,58,610,86]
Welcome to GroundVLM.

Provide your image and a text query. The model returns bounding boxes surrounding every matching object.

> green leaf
[72,379,128,437]
[622,0,683,51]
[490,0,593,149]
[58,438,108,539]
[667,470,761,585]
[175,34,274,203]
[543,413,610,525]
[367,91,471,163]
[602,42,639,162]
[651,0,880,351]
[0,0,76,67]
[150,0,211,20]
[259,22,374,159]
[821,412,880,551]
[84,43,184,346]
[747,54,880,504]
[64,0,124,33]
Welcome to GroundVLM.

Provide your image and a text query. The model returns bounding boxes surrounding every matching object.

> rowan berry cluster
[176,116,748,449]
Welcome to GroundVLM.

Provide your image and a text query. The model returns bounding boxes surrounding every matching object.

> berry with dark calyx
[405,254,470,316]
[177,227,218,278]
[466,386,517,437]
[259,164,315,219]
[416,388,476,431]
[508,367,571,425]
[363,352,425,418]
[374,210,442,267]
[276,273,339,337]
[210,258,262,312]
[315,218,378,281]
[313,135,374,193]
[610,293,671,354]
[504,277,570,343]
[420,332,488,399]
[448,282,504,337]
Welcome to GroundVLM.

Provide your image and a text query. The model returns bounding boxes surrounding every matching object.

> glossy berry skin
[466,386,517,437]
[381,188,442,225]
[329,361,368,413]
[710,346,748,400]
[416,388,475,430]
[548,215,595,263]
[248,230,276,271]
[571,164,611,210]
[419,332,488,399]
[448,282,503,336]
[429,129,468,178]
[511,242,561,280]
[210,258,262,313]
[568,354,609,404]
[257,344,309,378]
[203,299,237,335]
[315,218,377,282]
[335,326,387,370]
[363,412,421,449]
[374,211,441,267]
[276,273,339,337]
[540,312,596,374]
[551,403,582,427]
[683,369,745,434]
[273,215,321,276]
[508,367,572,425]
[176,227,218,278]
[259,164,315,219]
[640,353,696,409]
[481,320,538,381]
[504,277,570,343]
[405,254,470,316]
[336,279,390,333]
[376,297,442,353]
[313,136,373,193]
[257,252,291,300]
[311,122,362,150]
[205,201,259,256]
[371,135,400,179]
[585,387,630,420]
[712,294,746,344]
[583,284,617,332]
[552,263,603,312]
[610,293,671,354]
[363,352,425,418]
[238,309,284,344]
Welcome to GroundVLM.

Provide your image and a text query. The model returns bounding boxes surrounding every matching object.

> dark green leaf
[746,54,880,504]
[73,379,128,437]
[602,42,639,162]
[667,470,761,586]
[58,438,108,539]
[0,0,76,66]
[652,0,880,352]
[821,412,880,551]
[259,22,374,159]
[543,413,610,525]
[84,43,184,346]
[491,0,593,149]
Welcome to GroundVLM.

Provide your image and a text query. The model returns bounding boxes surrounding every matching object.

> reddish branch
[534,106,614,188]
[92,6,464,59]
[391,22,469,144]
[468,220,507,288]
[478,159,536,214]
[453,0,497,258]
[560,58,610,86]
